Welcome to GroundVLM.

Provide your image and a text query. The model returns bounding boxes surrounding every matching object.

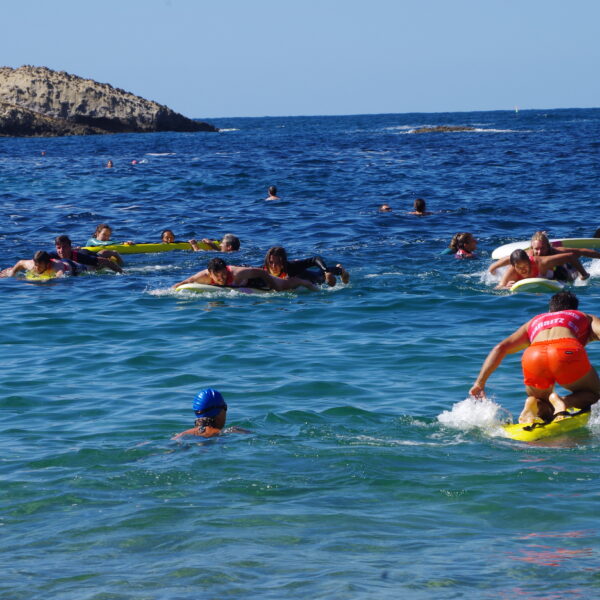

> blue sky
[2,0,599,118]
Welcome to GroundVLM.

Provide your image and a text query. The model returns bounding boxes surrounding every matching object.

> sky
[2,0,599,119]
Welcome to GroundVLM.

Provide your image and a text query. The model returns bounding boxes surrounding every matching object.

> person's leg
[559,368,600,411]
[519,385,554,423]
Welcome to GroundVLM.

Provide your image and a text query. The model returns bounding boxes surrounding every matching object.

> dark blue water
[1,108,600,599]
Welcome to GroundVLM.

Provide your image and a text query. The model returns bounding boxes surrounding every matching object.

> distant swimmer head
[221,233,240,252]
[161,229,175,243]
[379,204,392,212]
[268,186,277,196]
[193,388,227,418]
[450,232,477,253]
[413,198,426,213]
[549,290,579,312]
[106,160,113,168]
[530,231,551,256]
[94,223,112,241]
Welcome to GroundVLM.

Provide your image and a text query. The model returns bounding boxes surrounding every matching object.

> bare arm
[496,266,520,289]
[172,269,211,289]
[6,259,33,277]
[97,257,123,273]
[488,256,510,274]
[554,245,600,260]
[469,322,530,397]
[541,252,588,279]
[588,314,600,342]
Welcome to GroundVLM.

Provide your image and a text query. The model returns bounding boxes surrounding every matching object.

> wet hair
[268,186,277,196]
[530,231,551,253]
[33,250,51,265]
[94,223,112,237]
[263,246,289,269]
[221,233,240,250]
[549,290,579,312]
[594,228,600,239]
[413,198,426,212]
[55,235,72,246]
[509,249,529,267]
[161,229,175,241]
[449,232,473,253]
[207,257,227,273]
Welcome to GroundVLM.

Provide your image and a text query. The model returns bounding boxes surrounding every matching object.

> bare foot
[549,392,568,419]
[518,396,540,423]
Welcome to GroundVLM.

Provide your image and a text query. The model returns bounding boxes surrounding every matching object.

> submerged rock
[0,65,217,137]
[411,125,476,134]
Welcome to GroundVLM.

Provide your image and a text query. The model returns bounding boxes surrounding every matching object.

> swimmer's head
[379,204,392,212]
[413,198,426,213]
[94,224,112,241]
[549,291,579,312]
[33,250,51,273]
[530,231,551,256]
[193,388,227,418]
[509,248,531,277]
[54,235,72,259]
[450,232,476,253]
[264,246,288,275]
[268,185,277,196]
[221,234,240,252]
[207,257,228,284]
[161,229,175,243]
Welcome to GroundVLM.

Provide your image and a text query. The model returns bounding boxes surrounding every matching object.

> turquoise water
[1,109,600,599]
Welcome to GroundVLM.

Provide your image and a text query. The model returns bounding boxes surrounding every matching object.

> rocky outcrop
[411,125,476,134]
[0,65,217,137]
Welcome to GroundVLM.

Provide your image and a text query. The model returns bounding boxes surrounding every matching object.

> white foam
[438,396,510,432]
[145,153,176,156]
[218,128,239,132]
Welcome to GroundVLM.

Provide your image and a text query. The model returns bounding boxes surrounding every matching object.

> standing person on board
[172,257,317,291]
[469,291,600,423]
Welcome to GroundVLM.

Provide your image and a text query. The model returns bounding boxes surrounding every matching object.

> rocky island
[0,65,217,137]
[411,125,476,134]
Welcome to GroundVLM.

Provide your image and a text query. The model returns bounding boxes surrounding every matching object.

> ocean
[1,108,599,599]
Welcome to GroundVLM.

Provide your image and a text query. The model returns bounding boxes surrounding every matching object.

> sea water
[1,109,600,599]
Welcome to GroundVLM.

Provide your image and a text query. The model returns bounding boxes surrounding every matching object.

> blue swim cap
[193,388,226,418]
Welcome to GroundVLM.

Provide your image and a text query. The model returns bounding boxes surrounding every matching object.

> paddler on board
[489,231,600,283]
[469,291,600,422]
[172,257,318,292]
[494,248,588,289]
[1,250,79,278]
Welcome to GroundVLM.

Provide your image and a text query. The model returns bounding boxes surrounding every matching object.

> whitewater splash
[437,396,511,433]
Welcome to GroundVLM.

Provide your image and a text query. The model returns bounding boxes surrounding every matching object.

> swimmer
[2,250,77,278]
[172,257,317,291]
[172,388,250,439]
[86,224,133,253]
[496,248,588,289]
[489,231,600,281]
[379,204,392,212]
[189,233,240,253]
[106,160,113,168]
[449,232,477,258]
[265,185,280,201]
[263,246,349,287]
[470,291,600,423]
[51,235,123,273]
[409,198,431,216]
[161,229,178,244]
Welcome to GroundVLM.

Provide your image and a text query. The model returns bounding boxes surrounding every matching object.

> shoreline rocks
[0,65,217,137]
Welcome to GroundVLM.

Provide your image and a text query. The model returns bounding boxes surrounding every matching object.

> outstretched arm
[469,323,530,397]
[5,260,32,277]
[172,269,210,289]
[488,256,510,274]
[554,245,600,260]
[542,252,588,279]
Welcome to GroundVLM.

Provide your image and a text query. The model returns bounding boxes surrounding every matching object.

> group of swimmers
[444,230,600,289]
[379,197,431,215]
[1,222,350,291]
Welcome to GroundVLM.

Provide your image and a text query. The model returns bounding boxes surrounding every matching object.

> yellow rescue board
[503,409,590,442]
[82,241,218,254]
